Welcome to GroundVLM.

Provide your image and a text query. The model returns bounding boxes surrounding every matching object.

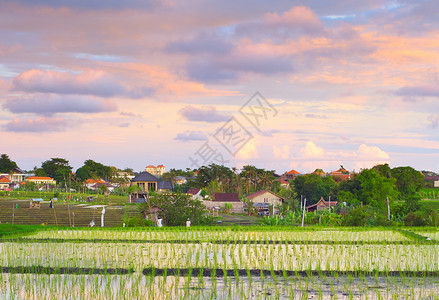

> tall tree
[0,154,18,173]
[76,160,113,181]
[41,158,72,183]
[391,166,424,212]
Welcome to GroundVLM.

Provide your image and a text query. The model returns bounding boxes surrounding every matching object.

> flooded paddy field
[1,227,438,299]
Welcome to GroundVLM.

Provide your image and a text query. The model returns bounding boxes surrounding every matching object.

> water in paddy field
[0,273,438,299]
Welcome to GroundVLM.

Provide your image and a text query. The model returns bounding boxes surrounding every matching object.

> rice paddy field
[1,226,438,299]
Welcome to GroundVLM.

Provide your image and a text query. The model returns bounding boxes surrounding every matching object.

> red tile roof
[278,179,289,185]
[186,188,201,195]
[213,193,240,202]
[0,177,11,183]
[286,169,300,175]
[157,165,165,168]
[85,179,106,184]
[146,165,156,168]
[26,176,54,181]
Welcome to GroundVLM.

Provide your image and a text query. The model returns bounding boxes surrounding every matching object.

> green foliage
[125,215,154,227]
[142,192,210,226]
[76,160,113,181]
[0,154,18,173]
[404,211,427,226]
[356,169,398,210]
[342,207,367,226]
[41,158,72,184]
[337,190,359,206]
[276,186,299,211]
[222,203,233,214]
[127,185,142,193]
[294,174,337,204]
[391,166,424,197]
[373,163,392,178]
[0,224,41,237]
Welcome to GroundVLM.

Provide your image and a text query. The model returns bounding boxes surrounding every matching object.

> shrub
[404,211,427,226]
[342,207,367,226]
[125,215,154,227]
[222,203,232,214]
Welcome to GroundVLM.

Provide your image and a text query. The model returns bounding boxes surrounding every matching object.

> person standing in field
[186,218,191,227]
[157,217,163,227]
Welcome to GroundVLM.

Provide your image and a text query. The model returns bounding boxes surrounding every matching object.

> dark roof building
[129,171,172,196]
[131,172,159,182]
[213,193,240,202]
[186,188,201,195]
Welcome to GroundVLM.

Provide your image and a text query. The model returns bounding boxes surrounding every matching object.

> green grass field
[419,188,439,199]
[0,190,129,205]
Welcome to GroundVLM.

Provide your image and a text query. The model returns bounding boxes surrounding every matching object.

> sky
[0,0,438,174]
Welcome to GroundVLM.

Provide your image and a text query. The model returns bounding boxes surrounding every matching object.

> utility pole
[301,198,307,227]
[328,196,331,213]
[387,197,390,220]
[101,206,106,227]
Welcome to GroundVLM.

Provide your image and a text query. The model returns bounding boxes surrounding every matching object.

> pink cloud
[3,94,117,115]
[264,6,323,32]
[13,69,125,97]
[4,117,69,132]
[179,105,229,123]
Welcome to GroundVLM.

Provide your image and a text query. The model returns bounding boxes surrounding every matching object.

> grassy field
[419,187,439,199]
[0,190,129,205]
[0,226,438,299]
[420,199,439,211]
[0,199,126,227]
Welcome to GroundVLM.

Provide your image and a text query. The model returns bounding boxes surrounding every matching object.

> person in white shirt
[186,218,191,227]
[157,217,163,227]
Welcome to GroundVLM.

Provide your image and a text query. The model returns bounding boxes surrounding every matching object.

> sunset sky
[1,0,438,174]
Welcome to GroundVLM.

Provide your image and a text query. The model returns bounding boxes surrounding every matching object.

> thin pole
[328,196,331,213]
[387,197,390,220]
[67,204,71,226]
[301,198,307,227]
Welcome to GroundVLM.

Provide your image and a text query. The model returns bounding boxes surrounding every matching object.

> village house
[246,190,285,214]
[0,168,25,183]
[203,193,243,213]
[306,197,337,212]
[25,176,56,185]
[329,168,352,182]
[311,169,326,177]
[173,176,187,185]
[278,179,290,188]
[0,176,11,190]
[424,175,439,188]
[281,169,301,181]
[85,179,107,189]
[129,171,173,203]
[186,188,203,201]
[144,165,166,177]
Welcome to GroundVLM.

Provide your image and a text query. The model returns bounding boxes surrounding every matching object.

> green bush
[342,207,367,226]
[125,215,154,227]
[404,211,427,226]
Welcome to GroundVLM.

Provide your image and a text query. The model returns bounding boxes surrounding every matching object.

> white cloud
[300,141,324,158]
[236,138,258,160]
[356,144,389,160]
[273,145,290,159]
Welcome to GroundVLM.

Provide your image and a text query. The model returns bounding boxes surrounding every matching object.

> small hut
[29,198,43,209]
[141,204,165,225]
